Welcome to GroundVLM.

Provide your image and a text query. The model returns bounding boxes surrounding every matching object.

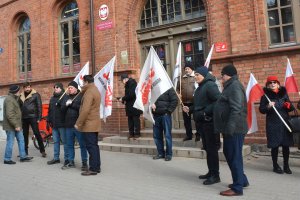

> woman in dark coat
[259,76,295,174]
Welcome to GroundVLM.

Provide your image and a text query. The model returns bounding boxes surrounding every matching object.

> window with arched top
[140,0,205,29]
[18,17,31,80]
[60,1,80,74]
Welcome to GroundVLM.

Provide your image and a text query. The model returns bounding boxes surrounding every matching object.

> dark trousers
[182,103,193,138]
[22,118,45,154]
[83,132,101,172]
[128,115,141,136]
[223,134,249,194]
[198,122,220,176]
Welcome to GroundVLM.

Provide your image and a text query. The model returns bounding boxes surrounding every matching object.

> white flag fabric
[94,56,116,122]
[204,44,214,68]
[134,47,173,123]
[172,42,182,88]
[246,73,264,134]
[73,62,89,90]
[284,58,299,93]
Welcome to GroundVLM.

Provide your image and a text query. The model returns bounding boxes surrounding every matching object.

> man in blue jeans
[61,81,88,170]
[3,85,33,164]
[151,88,178,161]
[47,83,68,165]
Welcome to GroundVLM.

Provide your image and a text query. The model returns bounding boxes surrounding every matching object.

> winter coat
[76,83,101,132]
[122,78,142,116]
[192,73,220,123]
[259,87,294,148]
[60,91,83,128]
[214,75,248,137]
[152,88,178,116]
[3,93,22,131]
[20,89,42,120]
[179,72,196,104]
[47,90,65,128]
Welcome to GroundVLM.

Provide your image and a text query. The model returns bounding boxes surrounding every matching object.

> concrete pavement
[0,140,299,200]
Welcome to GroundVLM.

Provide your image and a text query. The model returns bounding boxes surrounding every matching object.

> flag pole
[264,94,292,132]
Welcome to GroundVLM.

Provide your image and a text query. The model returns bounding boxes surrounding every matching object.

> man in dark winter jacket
[60,81,87,170]
[20,82,46,157]
[183,66,221,185]
[47,83,68,165]
[119,74,142,139]
[3,85,33,164]
[214,64,249,196]
[151,88,178,161]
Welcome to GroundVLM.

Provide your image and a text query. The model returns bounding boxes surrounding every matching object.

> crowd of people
[2,64,299,194]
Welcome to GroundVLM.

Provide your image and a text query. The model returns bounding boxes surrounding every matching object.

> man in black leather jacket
[20,82,46,157]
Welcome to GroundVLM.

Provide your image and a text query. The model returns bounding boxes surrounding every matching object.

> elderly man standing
[20,82,46,157]
[214,64,249,196]
[3,85,33,164]
[75,75,101,176]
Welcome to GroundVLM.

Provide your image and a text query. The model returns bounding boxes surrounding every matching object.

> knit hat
[184,64,194,71]
[68,81,78,89]
[120,74,129,81]
[194,66,208,77]
[9,85,20,94]
[221,64,237,77]
[266,76,280,85]
[54,82,64,90]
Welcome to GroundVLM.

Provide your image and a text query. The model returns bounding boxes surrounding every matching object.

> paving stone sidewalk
[0,140,299,200]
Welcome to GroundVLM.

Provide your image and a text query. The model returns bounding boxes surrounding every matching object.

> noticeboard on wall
[0,96,7,121]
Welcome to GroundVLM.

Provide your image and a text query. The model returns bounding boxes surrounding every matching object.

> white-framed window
[140,0,205,29]
[18,17,31,80]
[266,0,296,45]
[60,1,80,74]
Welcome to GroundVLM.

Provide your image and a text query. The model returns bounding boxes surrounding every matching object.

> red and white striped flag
[246,73,264,134]
[204,44,214,68]
[284,58,299,93]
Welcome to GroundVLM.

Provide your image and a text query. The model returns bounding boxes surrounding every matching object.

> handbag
[288,110,300,133]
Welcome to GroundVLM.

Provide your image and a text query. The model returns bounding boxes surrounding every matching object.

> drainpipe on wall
[90,0,95,75]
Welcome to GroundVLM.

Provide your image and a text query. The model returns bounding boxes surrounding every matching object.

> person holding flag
[259,76,295,174]
[118,74,142,139]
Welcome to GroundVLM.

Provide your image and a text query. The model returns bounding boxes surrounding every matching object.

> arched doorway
[137,0,208,128]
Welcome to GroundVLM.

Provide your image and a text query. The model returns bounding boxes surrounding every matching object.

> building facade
[0,0,299,143]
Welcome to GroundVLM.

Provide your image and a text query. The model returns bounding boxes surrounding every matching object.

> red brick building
[0,0,299,143]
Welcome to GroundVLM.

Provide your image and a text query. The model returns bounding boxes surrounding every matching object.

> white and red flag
[134,47,173,123]
[172,42,182,89]
[284,58,299,93]
[73,61,89,90]
[94,56,116,122]
[246,73,264,134]
[204,44,214,68]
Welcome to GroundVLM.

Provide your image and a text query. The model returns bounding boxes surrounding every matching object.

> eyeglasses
[268,81,277,84]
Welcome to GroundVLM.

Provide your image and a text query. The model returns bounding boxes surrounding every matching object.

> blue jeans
[4,130,27,161]
[65,128,87,162]
[52,128,68,161]
[153,114,172,157]
[223,134,249,194]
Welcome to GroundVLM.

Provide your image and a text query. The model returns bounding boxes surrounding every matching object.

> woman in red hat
[259,76,295,174]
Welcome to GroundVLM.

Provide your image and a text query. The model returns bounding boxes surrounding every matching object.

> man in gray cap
[3,85,33,164]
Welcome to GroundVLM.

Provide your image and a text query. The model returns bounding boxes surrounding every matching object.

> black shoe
[4,160,16,165]
[183,137,192,141]
[97,169,101,173]
[153,155,165,160]
[199,173,211,179]
[229,182,249,188]
[284,166,292,174]
[63,160,69,166]
[127,135,134,140]
[134,134,141,139]
[203,175,220,185]
[273,165,284,174]
[47,159,60,165]
[20,156,33,162]
[81,170,98,176]
[61,161,75,170]
[41,152,47,158]
[165,156,172,161]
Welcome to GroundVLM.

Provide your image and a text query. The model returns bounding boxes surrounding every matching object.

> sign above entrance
[99,4,109,20]
[215,42,228,53]
[96,20,113,31]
